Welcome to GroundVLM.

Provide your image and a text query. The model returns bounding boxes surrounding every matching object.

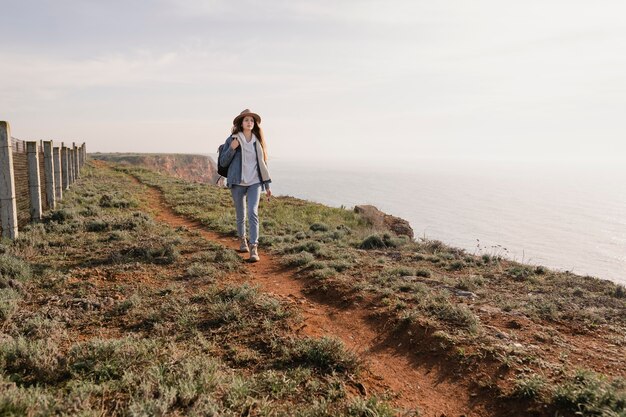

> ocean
[264,158,626,285]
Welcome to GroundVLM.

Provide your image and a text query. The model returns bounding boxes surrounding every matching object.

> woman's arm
[218,136,237,166]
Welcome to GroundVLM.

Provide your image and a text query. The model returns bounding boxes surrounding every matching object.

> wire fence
[0,122,87,239]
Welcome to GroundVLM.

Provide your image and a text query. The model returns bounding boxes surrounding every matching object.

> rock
[451,289,477,298]
[479,305,502,315]
[354,205,414,239]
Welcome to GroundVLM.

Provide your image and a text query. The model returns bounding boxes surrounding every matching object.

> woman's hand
[230,138,240,149]
[266,189,272,201]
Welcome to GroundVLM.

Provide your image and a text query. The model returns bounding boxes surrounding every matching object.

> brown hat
[233,109,261,126]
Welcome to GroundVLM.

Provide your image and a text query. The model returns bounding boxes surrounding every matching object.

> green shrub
[112,213,153,231]
[0,254,31,281]
[113,294,141,315]
[99,194,135,208]
[284,337,359,374]
[85,219,110,232]
[507,266,534,281]
[530,299,559,321]
[512,374,548,399]
[328,260,352,272]
[310,223,329,232]
[286,241,322,255]
[186,263,219,279]
[107,230,130,241]
[309,268,336,280]
[308,261,328,270]
[456,276,484,291]
[126,356,221,414]
[283,252,315,268]
[390,267,413,277]
[69,338,156,382]
[423,239,446,253]
[415,268,432,278]
[113,242,179,265]
[0,377,55,416]
[46,209,74,223]
[346,397,397,417]
[213,248,242,266]
[447,260,465,271]
[0,288,20,321]
[553,370,626,416]
[21,315,65,340]
[79,205,100,217]
[419,295,480,332]
[0,337,64,384]
[359,235,386,249]
[218,284,259,303]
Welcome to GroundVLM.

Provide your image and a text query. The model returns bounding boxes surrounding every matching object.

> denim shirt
[218,135,271,191]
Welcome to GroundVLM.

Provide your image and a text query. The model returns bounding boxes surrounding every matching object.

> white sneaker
[238,237,249,253]
[249,244,260,262]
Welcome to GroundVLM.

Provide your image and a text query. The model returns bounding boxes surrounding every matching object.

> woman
[218,109,272,262]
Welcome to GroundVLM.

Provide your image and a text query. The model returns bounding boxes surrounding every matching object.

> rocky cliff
[90,153,219,184]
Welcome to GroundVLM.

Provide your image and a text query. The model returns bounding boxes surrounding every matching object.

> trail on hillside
[117,166,499,417]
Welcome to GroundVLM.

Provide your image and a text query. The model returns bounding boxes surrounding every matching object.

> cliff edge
[90,153,218,184]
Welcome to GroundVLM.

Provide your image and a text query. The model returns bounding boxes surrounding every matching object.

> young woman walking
[218,109,272,262]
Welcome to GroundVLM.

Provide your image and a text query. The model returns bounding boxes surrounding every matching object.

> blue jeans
[230,183,261,245]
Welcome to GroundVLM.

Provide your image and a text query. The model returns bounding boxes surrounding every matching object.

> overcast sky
[1,0,625,163]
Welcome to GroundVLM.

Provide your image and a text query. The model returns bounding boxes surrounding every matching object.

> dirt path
[126,173,496,417]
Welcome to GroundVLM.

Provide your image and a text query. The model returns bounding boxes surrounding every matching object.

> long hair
[231,118,268,164]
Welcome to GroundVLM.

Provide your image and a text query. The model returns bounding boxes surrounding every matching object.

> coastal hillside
[91,152,218,184]
[1,160,624,417]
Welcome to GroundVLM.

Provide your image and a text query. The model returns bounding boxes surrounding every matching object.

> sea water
[266,158,626,285]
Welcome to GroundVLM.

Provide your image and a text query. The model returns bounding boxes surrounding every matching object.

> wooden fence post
[71,146,76,183]
[73,142,79,179]
[27,141,42,221]
[61,144,69,190]
[53,146,62,201]
[43,141,56,210]
[0,122,18,239]
[67,145,74,185]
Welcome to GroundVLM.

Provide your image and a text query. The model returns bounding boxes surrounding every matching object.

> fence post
[53,146,63,201]
[71,146,76,183]
[67,144,74,185]
[73,142,80,179]
[27,141,43,221]
[61,142,70,190]
[0,122,18,239]
[77,143,82,170]
[43,141,56,210]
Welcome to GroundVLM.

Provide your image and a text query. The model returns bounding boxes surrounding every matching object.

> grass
[283,336,360,375]
[283,251,316,267]
[0,162,398,416]
[511,374,549,399]
[39,160,622,417]
[553,370,626,416]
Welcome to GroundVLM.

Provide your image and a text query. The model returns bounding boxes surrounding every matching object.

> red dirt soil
[121,173,515,417]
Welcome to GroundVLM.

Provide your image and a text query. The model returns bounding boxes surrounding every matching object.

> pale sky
[1,0,625,163]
